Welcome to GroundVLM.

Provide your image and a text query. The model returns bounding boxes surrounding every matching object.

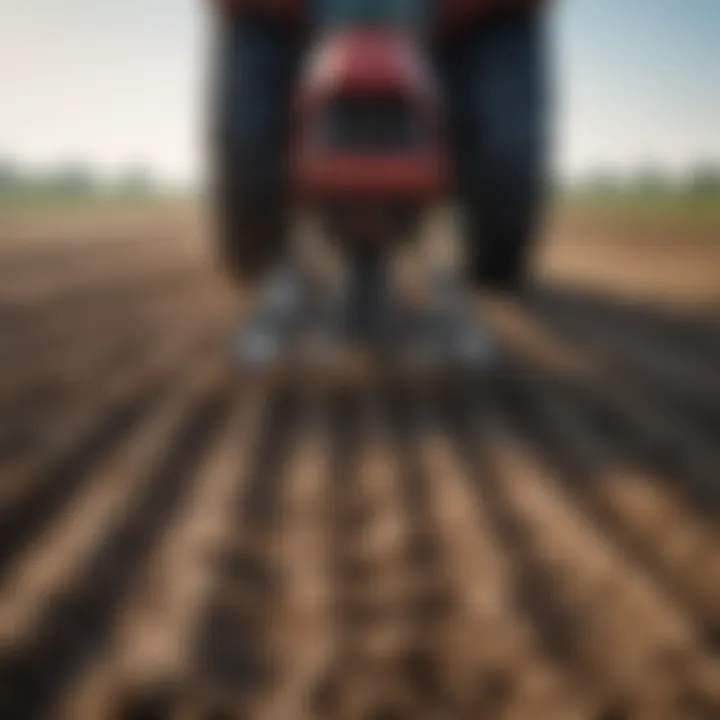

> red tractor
[211,1,546,369]
[291,19,454,351]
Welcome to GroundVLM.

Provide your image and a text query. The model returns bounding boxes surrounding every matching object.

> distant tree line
[2,157,719,200]
[562,163,720,197]
[0,159,160,199]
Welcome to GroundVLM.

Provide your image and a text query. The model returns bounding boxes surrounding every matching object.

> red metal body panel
[292,29,446,199]
[297,30,436,103]
[294,154,446,198]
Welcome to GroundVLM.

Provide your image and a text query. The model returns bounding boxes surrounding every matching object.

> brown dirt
[0,203,718,720]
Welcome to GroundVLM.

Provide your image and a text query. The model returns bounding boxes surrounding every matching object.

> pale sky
[1,0,719,184]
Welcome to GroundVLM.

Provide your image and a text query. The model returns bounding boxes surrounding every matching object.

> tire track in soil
[0,217,718,719]
[190,387,300,717]
[0,234,177,281]
[525,293,720,438]
[493,368,720,647]
[322,390,418,719]
[478,387,720,719]
[0,355,228,645]
[553,371,720,521]
[0,260,220,453]
[380,386,456,717]
[58,390,263,720]
[479,299,720,518]
[0,317,224,584]
[0,362,234,720]
[0,268,194,362]
[0,238,190,307]
[257,394,334,720]
[442,385,602,716]
[530,286,720,366]
[0,286,210,469]
[307,389,360,720]
[421,384,592,719]
[0,267,205,406]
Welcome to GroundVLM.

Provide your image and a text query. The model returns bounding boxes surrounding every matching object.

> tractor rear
[219,2,491,375]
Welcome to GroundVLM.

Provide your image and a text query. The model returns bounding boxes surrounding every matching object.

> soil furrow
[0,364,233,720]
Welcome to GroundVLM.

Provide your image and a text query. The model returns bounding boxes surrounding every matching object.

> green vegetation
[558,191,720,231]
[2,157,718,232]
[0,158,194,221]
[0,192,189,221]
[556,164,720,231]
[0,158,163,197]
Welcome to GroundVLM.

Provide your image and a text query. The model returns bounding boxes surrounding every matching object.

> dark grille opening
[320,95,423,153]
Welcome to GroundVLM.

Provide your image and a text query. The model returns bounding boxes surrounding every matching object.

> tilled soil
[0,207,718,720]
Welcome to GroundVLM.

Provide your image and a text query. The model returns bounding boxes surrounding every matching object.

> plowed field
[0,202,718,720]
